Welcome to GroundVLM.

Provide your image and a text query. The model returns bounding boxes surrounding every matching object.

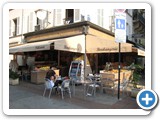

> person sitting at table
[45,65,57,88]
[45,65,63,94]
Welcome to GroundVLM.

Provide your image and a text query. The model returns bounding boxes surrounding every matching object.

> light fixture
[36,9,47,20]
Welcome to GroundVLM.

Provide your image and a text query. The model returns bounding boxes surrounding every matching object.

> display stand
[69,60,84,83]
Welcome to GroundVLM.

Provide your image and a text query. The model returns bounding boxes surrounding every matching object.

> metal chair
[114,79,130,96]
[86,74,101,97]
[100,73,117,96]
[58,79,71,99]
[43,79,57,98]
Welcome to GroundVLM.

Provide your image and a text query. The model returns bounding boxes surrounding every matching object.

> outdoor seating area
[11,79,142,109]
[40,71,144,101]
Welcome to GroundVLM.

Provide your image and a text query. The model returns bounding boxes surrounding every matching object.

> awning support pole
[58,51,60,66]
[118,43,121,100]
[83,26,88,80]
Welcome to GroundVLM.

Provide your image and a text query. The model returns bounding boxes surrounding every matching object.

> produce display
[39,66,50,71]
[105,69,128,73]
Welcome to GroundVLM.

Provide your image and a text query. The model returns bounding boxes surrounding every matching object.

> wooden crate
[31,71,47,84]
[31,70,60,84]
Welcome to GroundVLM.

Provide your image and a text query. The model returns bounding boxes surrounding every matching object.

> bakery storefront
[9,21,144,84]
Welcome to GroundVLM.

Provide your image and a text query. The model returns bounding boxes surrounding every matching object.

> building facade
[9,9,135,64]
[9,9,144,79]
[9,9,135,46]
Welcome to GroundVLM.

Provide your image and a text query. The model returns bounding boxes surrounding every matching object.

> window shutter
[27,16,29,32]
[29,12,33,32]
[97,9,100,25]
[12,20,15,36]
[17,17,20,35]
[55,9,63,26]
[9,20,11,36]
[97,9,104,27]
[44,11,49,28]
[74,9,81,22]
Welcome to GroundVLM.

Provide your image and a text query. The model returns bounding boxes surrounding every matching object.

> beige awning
[54,35,85,53]
[86,35,133,53]
[138,49,145,56]
[9,35,86,54]
[10,34,136,54]
[132,47,145,56]
[9,40,55,54]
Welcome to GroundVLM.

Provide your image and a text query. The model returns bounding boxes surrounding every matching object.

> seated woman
[45,65,57,88]
[45,65,63,88]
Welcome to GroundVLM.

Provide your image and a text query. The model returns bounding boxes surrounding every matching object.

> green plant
[9,69,19,79]
[131,64,143,88]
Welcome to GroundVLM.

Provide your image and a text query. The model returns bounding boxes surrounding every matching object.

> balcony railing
[133,13,145,25]
[138,14,145,24]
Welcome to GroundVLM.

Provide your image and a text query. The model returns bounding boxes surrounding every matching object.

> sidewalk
[9,81,140,109]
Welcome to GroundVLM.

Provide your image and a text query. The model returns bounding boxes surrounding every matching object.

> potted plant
[130,64,143,97]
[9,69,20,85]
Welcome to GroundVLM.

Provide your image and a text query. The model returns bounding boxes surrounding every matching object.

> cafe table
[71,78,93,99]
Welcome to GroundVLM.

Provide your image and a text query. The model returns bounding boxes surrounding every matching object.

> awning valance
[54,35,85,53]
[9,35,85,54]
[86,35,133,53]
[132,47,145,56]
[10,34,141,55]
[9,40,55,54]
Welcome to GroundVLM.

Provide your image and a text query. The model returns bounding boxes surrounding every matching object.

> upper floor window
[65,9,74,24]
[27,10,50,32]
[36,10,49,30]
[9,17,20,37]
[63,9,81,25]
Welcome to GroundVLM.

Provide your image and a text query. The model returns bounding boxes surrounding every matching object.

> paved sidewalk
[9,81,140,109]
[9,85,84,109]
